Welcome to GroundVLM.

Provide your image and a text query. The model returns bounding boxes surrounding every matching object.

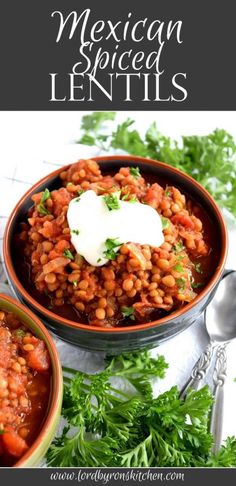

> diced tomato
[2,428,28,458]
[143,183,163,208]
[51,188,71,216]
[26,341,50,371]
[171,214,195,230]
[39,220,61,239]
[54,239,70,253]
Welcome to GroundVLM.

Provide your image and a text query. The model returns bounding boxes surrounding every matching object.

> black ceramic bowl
[3,156,228,353]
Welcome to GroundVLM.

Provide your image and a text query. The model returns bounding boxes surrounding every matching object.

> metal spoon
[180,271,236,449]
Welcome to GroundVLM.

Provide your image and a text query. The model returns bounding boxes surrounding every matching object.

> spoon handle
[210,345,227,454]
[180,343,214,398]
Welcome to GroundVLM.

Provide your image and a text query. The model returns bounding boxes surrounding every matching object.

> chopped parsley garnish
[103,193,120,211]
[75,190,86,202]
[130,166,141,178]
[176,277,186,291]
[192,282,205,289]
[71,229,80,235]
[195,263,203,274]
[173,241,185,253]
[46,347,236,468]
[97,258,102,263]
[103,238,122,260]
[174,263,184,272]
[14,329,26,338]
[38,204,50,215]
[121,306,135,320]
[161,217,170,230]
[41,188,50,202]
[164,187,171,197]
[73,280,78,287]
[38,188,51,215]
[121,192,137,203]
[63,249,74,260]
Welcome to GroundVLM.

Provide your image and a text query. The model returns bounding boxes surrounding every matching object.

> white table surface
[0,111,236,444]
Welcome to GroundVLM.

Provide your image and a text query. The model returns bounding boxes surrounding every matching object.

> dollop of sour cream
[67,190,164,266]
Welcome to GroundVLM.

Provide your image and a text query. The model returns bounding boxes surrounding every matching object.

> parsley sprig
[121,306,135,320]
[103,238,122,260]
[38,188,51,215]
[63,249,74,260]
[130,166,141,178]
[77,112,236,219]
[103,193,120,211]
[46,350,236,467]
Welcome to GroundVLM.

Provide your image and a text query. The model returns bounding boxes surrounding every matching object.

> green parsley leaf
[176,277,186,290]
[121,192,137,203]
[121,306,135,320]
[77,189,85,197]
[173,263,184,272]
[103,193,120,211]
[173,241,185,253]
[38,188,51,215]
[97,258,102,263]
[195,263,203,274]
[130,166,141,178]
[103,238,122,260]
[192,282,205,289]
[41,188,50,203]
[14,329,26,338]
[63,249,74,260]
[161,217,170,230]
[38,203,50,215]
[164,187,171,197]
[71,229,80,235]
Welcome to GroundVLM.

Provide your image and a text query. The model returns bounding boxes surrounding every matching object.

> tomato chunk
[2,428,28,458]
[26,341,50,371]
[171,213,195,230]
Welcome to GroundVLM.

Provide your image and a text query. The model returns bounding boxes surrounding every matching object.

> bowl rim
[3,154,228,334]
[0,292,63,467]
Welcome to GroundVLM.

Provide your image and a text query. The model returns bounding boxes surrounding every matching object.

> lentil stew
[0,309,51,466]
[15,159,219,329]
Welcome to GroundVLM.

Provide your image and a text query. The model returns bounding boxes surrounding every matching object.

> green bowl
[0,293,63,467]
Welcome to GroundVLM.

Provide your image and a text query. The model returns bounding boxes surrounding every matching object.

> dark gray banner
[0,0,236,110]
[0,468,236,486]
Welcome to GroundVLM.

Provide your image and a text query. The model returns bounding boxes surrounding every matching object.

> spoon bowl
[205,271,236,343]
